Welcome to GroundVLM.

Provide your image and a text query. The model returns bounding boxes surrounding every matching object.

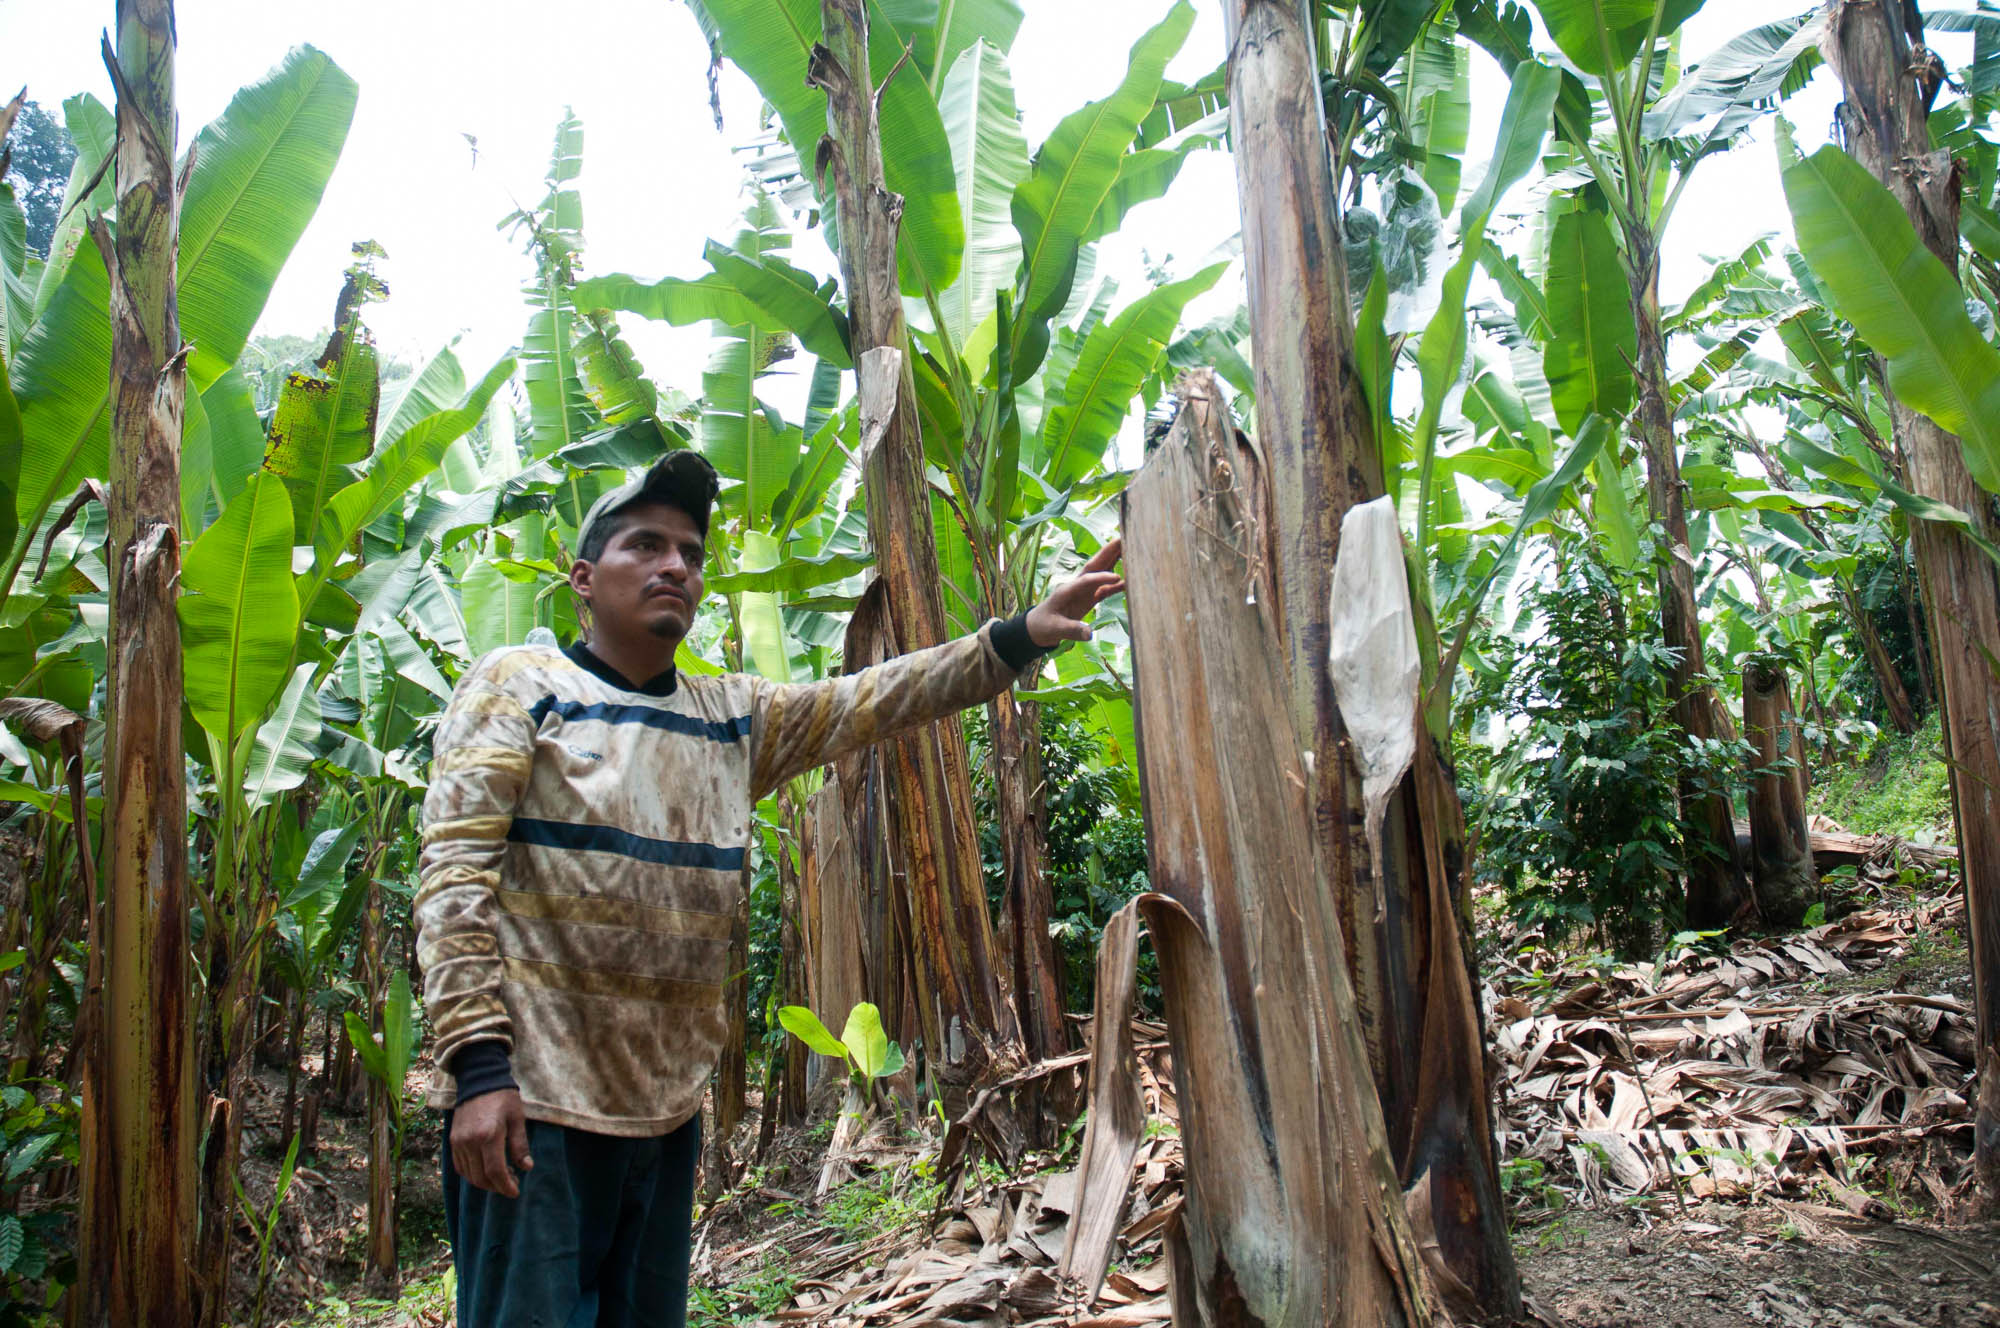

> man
[417,450,1124,1327]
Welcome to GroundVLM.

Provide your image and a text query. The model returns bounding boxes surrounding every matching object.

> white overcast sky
[3,0,1870,411]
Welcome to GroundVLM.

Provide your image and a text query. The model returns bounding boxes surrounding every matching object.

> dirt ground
[254,843,1997,1328]
[1517,1205,1998,1328]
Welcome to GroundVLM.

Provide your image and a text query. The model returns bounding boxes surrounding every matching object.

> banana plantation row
[0,0,1996,1324]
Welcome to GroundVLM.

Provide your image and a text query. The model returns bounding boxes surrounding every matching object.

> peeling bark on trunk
[1823,0,2000,1203]
[987,686,1071,1128]
[810,0,1027,1135]
[1218,1,1518,1315]
[836,584,915,1052]
[1627,230,1755,928]
[716,889,750,1157]
[778,822,810,1127]
[1743,661,1818,927]
[360,879,397,1298]
[802,777,870,1041]
[75,5,199,1323]
[1122,375,1447,1328]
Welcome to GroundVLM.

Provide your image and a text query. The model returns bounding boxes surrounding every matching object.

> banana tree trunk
[716,885,750,1157]
[1218,0,1517,1316]
[360,878,397,1296]
[987,687,1071,1126]
[1743,660,1818,926]
[809,0,1028,1138]
[1844,584,1919,734]
[1123,374,1448,1327]
[75,4,199,1323]
[1627,229,1755,928]
[1824,0,2000,1204]
[802,776,870,1045]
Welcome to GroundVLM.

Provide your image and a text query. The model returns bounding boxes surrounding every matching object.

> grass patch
[691,1249,796,1328]
[1808,714,1952,840]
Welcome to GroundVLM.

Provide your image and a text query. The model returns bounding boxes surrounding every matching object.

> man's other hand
[1026,537,1125,648]
[452,1088,533,1197]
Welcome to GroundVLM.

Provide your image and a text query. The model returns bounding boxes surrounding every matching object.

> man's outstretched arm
[748,539,1124,797]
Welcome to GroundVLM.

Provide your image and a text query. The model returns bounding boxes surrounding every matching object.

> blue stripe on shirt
[528,696,752,743]
[507,818,748,871]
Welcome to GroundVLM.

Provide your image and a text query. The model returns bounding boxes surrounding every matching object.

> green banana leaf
[1009,0,1193,370]
[516,115,595,462]
[179,472,302,743]
[1640,12,1821,145]
[462,556,540,657]
[200,366,266,508]
[687,0,963,297]
[0,350,19,568]
[265,321,382,545]
[1409,59,1560,517]
[13,48,356,543]
[1782,143,2000,493]
[700,243,851,368]
[938,40,1032,348]
[736,530,796,683]
[310,354,514,583]
[877,0,1025,85]
[1405,27,1472,212]
[380,343,469,445]
[32,93,115,322]
[708,549,873,596]
[1541,208,1637,436]
[245,664,324,809]
[1529,0,1707,77]
[1036,261,1225,491]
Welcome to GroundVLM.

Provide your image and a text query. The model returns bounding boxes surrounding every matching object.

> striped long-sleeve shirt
[415,618,1039,1137]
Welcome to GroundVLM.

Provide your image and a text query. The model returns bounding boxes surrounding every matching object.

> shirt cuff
[449,1040,517,1105]
[990,613,1050,672]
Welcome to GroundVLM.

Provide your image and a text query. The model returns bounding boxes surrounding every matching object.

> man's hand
[1026,537,1125,648]
[452,1089,533,1197]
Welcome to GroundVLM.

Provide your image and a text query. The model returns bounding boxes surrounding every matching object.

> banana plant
[4,46,360,607]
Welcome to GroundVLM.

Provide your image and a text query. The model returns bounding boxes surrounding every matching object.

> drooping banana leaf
[179,471,302,744]
[1641,12,1822,147]
[938,40,1032,348]
[1529,0,1708,78]
[245,664,324,809]
[1783,142,2000,492]
[700,243,851,367]
[201,366,266,509]
[1541,207,1637,435]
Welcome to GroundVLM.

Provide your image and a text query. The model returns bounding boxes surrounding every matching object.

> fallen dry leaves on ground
[691,830,1986,1328]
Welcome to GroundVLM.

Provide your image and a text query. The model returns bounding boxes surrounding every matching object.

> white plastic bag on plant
[1326,495,1420,898]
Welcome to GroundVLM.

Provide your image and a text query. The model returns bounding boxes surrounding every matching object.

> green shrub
[1808,711,1953,839]
[969,701,1156,1015]
[1459,549,1747,956]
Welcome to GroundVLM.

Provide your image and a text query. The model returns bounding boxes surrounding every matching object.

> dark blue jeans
[441,1112,699,1328]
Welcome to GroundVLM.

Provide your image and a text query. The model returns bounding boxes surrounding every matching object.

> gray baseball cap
[577,449,721,554]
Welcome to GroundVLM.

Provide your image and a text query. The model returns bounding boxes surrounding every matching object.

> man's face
[571,502,707,642]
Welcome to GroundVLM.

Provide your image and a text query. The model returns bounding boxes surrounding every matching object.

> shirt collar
[564,640,678,697]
